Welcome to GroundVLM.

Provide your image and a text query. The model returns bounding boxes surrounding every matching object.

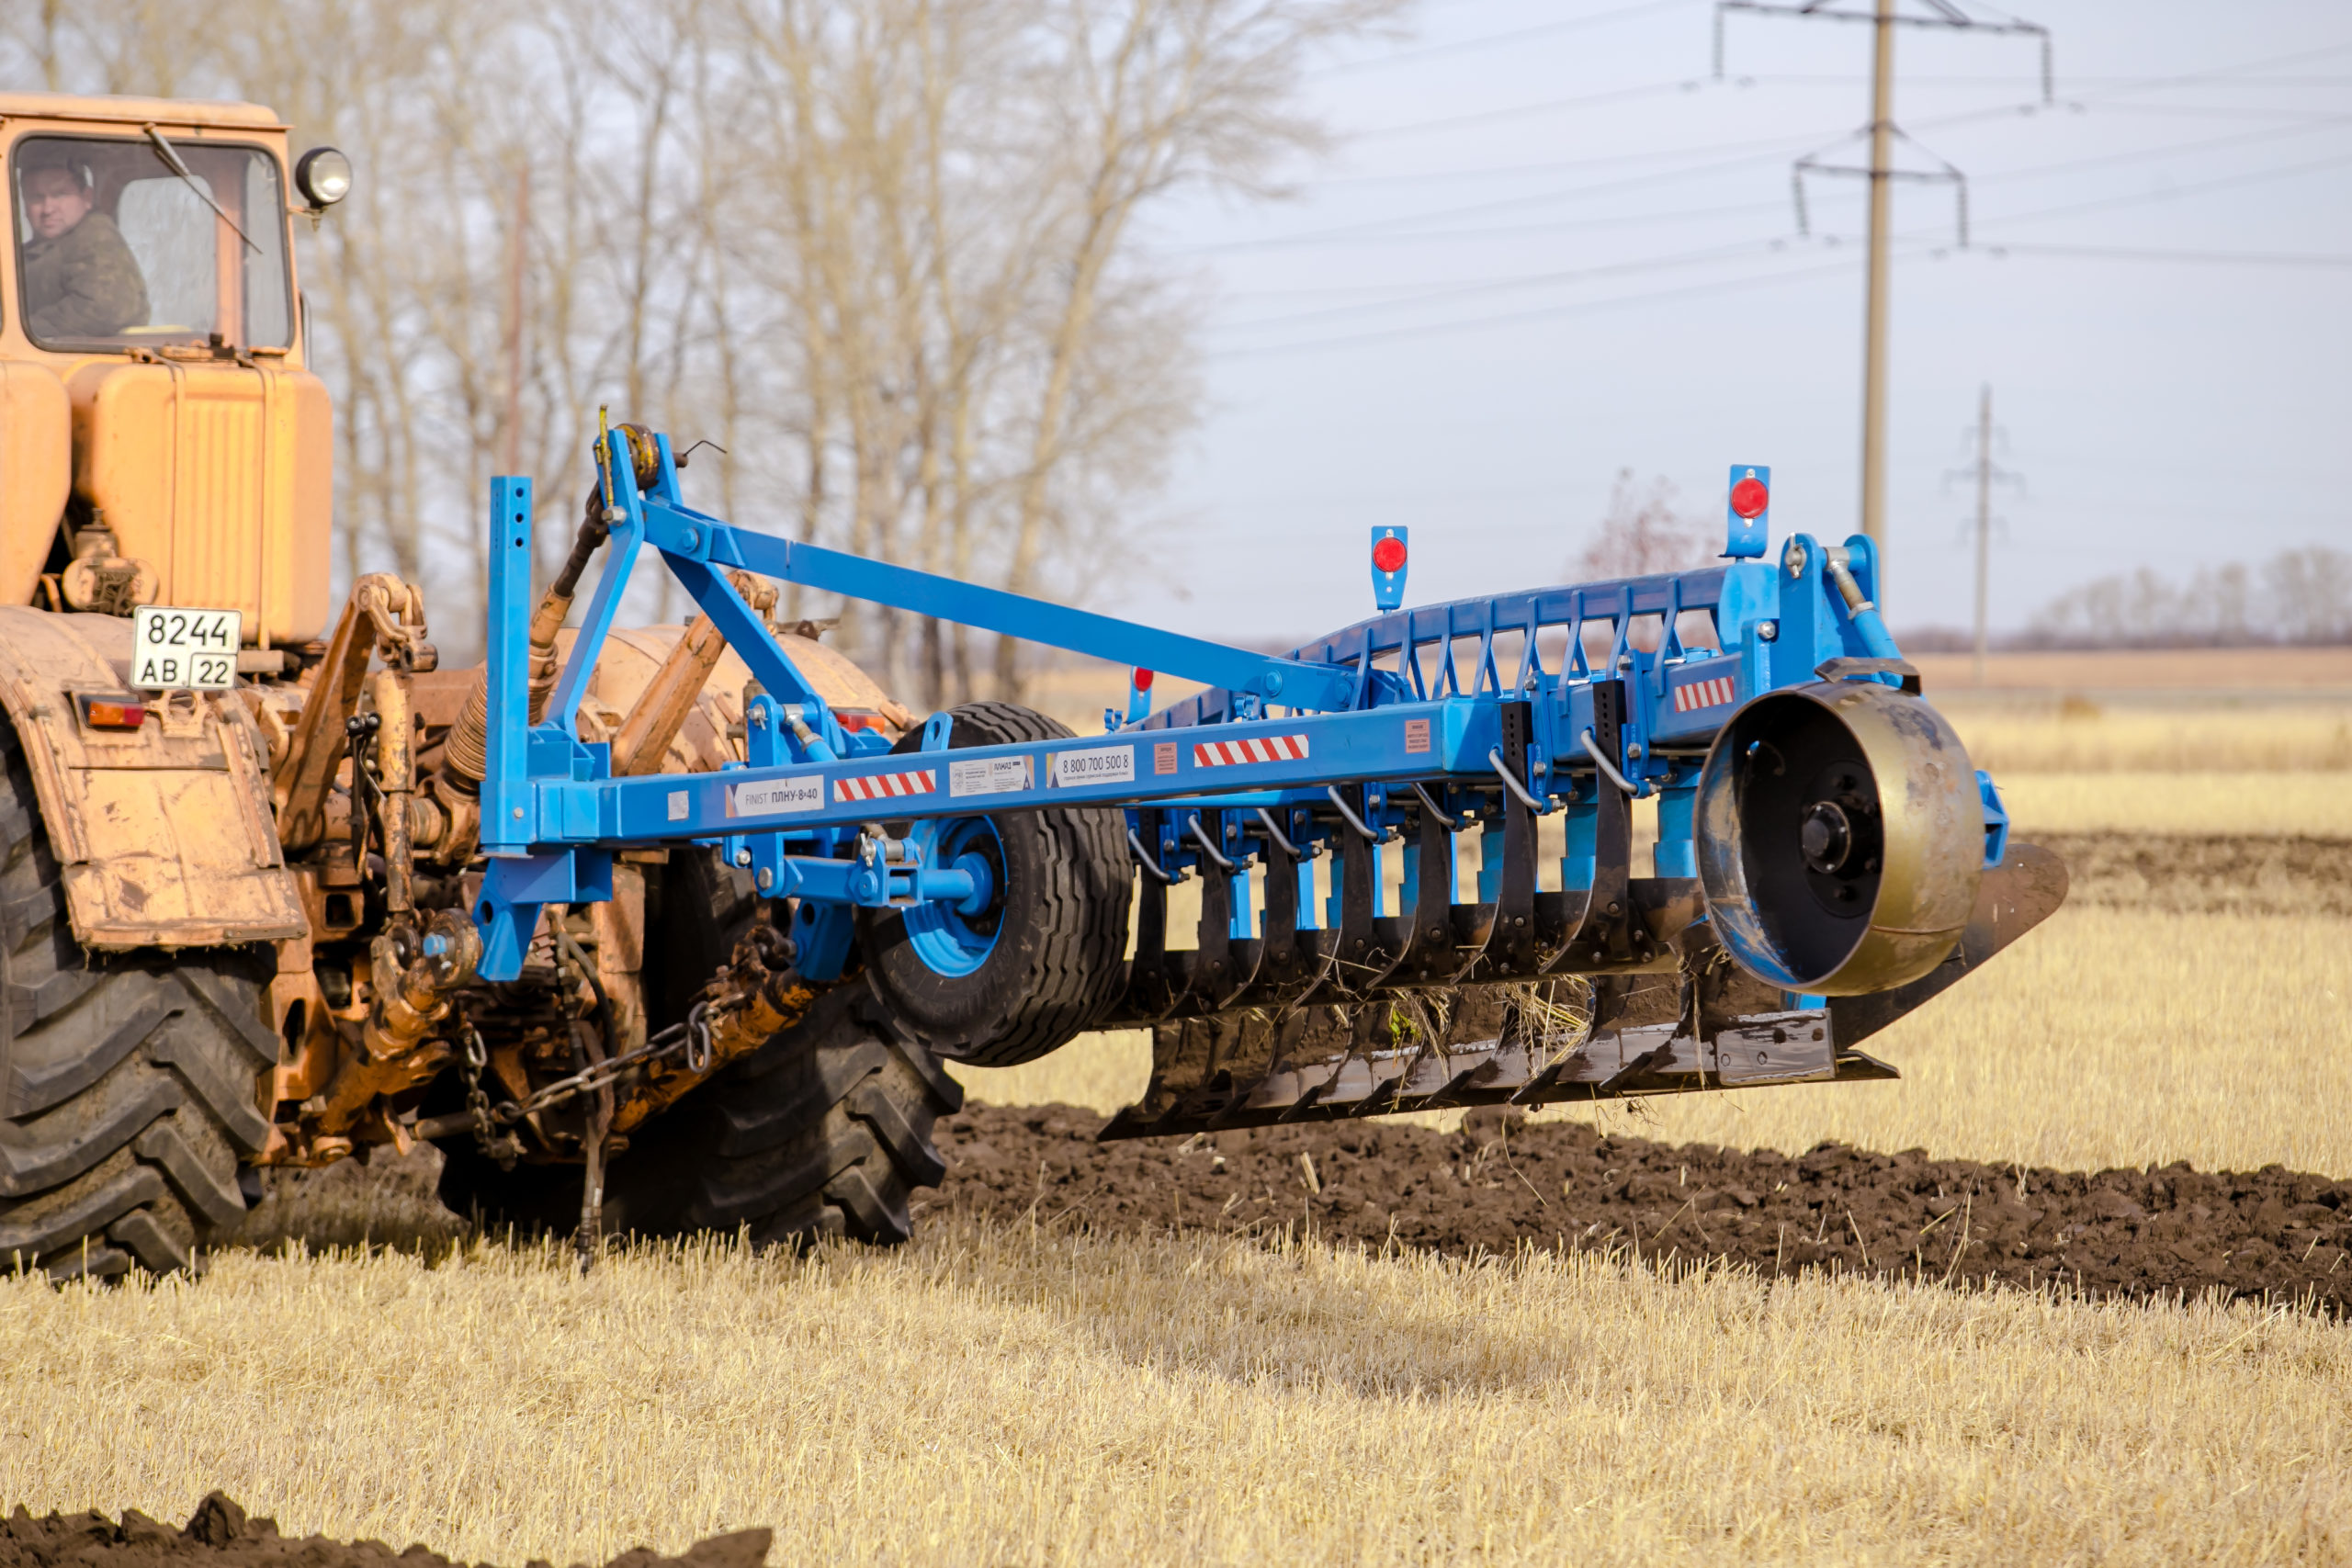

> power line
[1213,236,1785,333]
[1214,123,2352,327]
[1190,98,2045,254]
[1211,249,1872,358]
[1977,243,2352,270]
[1351,77,1718,141]
[1206,146,2352,359]
[1314,0,1702,78]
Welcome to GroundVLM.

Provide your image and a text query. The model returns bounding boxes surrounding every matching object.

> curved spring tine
[1410,782,1456,829]
[1487,747,1552,816]
[1253,807,1299,859]
[1127,826,1176,884]
[1581,728,1638,796]
[1186,812,1236,873]
[1326,784,1379,841]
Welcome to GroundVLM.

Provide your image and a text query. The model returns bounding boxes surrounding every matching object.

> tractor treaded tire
[601,987,964,1247]
[0,721,274,1280]
[858,702,1131,1067]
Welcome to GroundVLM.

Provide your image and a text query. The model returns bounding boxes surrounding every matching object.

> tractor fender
[0,607,304,950]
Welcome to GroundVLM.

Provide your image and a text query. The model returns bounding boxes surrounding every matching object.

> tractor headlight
[295,146,352,209]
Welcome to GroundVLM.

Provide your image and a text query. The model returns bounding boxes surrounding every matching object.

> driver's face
[23,168,91,240]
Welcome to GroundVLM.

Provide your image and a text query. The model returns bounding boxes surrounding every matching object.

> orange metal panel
[69,360,332,644]
[0,361,69,606]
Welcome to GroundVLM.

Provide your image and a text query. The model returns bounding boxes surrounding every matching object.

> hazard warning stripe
[1671,674,1738,715]
[832,768,938,804]
[1192,733,1311,768]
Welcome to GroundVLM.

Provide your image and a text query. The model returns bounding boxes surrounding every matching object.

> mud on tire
[857,702,1131,1067]
[0,724,274,1280]
[602,987,964,1247]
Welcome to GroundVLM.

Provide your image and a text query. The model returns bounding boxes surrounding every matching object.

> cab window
[12,133,293,352]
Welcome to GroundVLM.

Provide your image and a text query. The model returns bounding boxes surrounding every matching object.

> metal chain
[453,1013,523,1168]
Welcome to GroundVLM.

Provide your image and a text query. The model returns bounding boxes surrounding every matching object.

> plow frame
[473,429,1977,976]
[466,426,2061,1141]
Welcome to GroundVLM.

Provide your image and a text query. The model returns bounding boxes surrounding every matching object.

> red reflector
[1132,668,1154,693]
[75,694,147,730]
[1730,477,1770,519]
[833,709,891,733]
[1371,536,1408,573]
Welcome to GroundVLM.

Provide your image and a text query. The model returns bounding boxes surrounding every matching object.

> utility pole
[1715,0,2050,609]
[1945,384,2021,685]
[1861,0,1895,574]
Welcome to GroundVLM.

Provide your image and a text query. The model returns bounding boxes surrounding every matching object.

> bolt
[756,867,775,891]
[1625,742,1644,761]
[750,708,766,728]
[734,847,752,867]
[511,807,525,820]
[1758,621,1779,642]
[683,526,701,549]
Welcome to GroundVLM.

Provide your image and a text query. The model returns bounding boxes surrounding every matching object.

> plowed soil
[929,1103,2352,1313]
[0,1495,768,1568]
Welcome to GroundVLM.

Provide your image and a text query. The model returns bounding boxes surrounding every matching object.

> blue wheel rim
[900,816,1005,978]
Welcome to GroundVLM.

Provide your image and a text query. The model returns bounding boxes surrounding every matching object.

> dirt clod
[929,1104,2352,1313]
[0,1495,770,1568]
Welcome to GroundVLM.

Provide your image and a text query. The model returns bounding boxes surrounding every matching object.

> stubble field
[5,673,2349,1566]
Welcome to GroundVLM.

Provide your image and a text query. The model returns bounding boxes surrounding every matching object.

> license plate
[130,606,242,691]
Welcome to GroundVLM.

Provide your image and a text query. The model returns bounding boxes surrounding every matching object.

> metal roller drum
[1696,678,1984,996]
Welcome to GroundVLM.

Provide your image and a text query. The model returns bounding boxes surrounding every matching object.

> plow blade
[1097,840,2068,1141]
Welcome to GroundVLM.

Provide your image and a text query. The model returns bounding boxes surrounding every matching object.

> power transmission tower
[1943,383,2023,685]
[1715,0,2051,608]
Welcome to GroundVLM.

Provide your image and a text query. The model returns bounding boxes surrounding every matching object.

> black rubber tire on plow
[0,722,277,1280]
[858,701,1133,1068]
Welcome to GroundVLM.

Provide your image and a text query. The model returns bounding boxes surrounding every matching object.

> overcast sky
[1101,0,2351,645]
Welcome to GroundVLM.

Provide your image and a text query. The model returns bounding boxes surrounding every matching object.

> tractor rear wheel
[0,722,276,1279]
[601,987,963,1247]
[856,702,1132,1067]
[438,848,965,1248]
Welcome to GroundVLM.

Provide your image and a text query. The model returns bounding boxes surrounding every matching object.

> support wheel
[0,722,275,1279]
[857,702,1132,1066]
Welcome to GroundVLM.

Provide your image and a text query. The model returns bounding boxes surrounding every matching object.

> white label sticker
[667,790,689,822]
[729,776,824,817]
[950,754,1034,798]
[1051,745,1135,789]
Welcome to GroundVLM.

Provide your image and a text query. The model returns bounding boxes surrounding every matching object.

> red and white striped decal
[1672,674,1737,715]
[1192,733,1310,768]
[832,767,937,804]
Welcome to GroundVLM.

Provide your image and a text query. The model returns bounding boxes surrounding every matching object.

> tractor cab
[0,95,344,647]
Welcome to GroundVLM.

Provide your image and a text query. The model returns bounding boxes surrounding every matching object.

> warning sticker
[667,790,690,822]
[1154,741,1179,775]
[1405,717,1431,754]
[728,776,824,817]
[1051,745,1136,789]
[950,754,1034,798]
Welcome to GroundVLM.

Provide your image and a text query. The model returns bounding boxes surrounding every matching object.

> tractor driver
[17,149,149,341]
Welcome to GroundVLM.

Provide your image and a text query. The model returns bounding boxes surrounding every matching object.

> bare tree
[4,0,1403,688]
[1573,470,1718,581]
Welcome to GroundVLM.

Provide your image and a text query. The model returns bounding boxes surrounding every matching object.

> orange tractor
[0,92,2065,1280]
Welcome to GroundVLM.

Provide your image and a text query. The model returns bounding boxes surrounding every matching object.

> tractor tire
[601,987,964,1247]
[434,842,762,1234]
[0,724,275,1280]
[856,702,1131,1067]
[437,849,964,1249]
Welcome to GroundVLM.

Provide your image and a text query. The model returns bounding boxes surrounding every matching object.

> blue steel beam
[520,701,1510,847]
[633,494,1360,712]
